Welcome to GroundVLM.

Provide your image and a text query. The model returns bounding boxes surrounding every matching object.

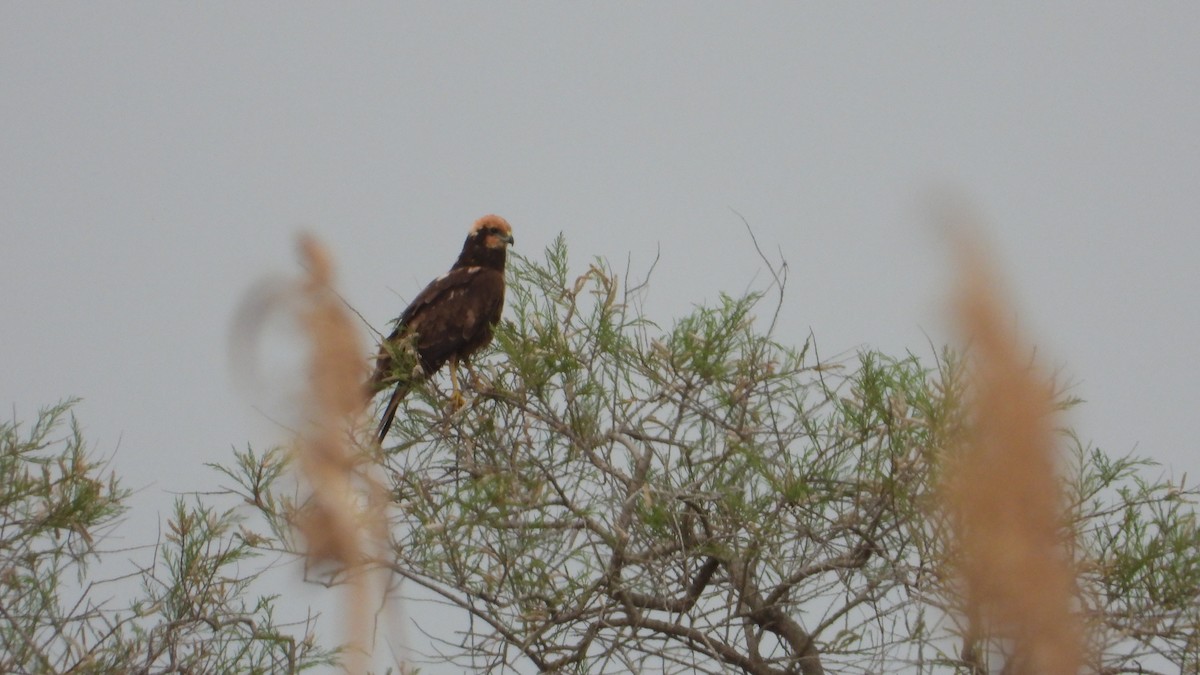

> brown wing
[368,266,505,394]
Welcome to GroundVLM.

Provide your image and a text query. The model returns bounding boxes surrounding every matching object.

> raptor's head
[470,214,515,250]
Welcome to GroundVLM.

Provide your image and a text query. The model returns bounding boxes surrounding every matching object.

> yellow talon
[449,357,467,411]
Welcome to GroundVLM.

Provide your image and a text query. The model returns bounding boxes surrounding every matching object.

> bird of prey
[368,214,514,443]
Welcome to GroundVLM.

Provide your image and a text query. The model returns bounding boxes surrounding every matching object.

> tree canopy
[3,236,1198,674]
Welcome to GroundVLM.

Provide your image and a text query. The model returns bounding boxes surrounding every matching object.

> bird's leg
[465,359,485,391]
[448,355,466,411]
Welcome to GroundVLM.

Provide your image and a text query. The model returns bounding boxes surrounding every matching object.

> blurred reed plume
[232,234,389,673]
[943,233,1084,675]
[291,234,390,674]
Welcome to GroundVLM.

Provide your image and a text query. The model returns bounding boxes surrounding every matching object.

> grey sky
[3,3,1198,670]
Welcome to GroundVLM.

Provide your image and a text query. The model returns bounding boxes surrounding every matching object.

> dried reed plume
[291,235,390,674]
[943,234,1084,675]
[233,235,390,673]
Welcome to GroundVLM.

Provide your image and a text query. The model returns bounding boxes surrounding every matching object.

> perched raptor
[368,214,514,443]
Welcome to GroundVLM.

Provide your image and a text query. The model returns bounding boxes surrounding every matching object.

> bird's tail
[375,383,410,445]
[369,335,418,444]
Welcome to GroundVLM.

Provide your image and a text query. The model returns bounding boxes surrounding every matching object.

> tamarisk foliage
[297,237,1190,673]
[235,236,1199,673]
[8,237,1197,673]
[0,402,334,673]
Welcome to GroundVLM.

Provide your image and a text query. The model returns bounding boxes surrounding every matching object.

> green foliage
[0,402,334,674]
[1,400,126,673]
[122,498,331,674]
[1068,439,1200,671]
[352,239,968,672]
[260,237,1191,674]
[14,238,1194,674]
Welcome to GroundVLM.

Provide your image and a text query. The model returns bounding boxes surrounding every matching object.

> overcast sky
[3,3,1198,671]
